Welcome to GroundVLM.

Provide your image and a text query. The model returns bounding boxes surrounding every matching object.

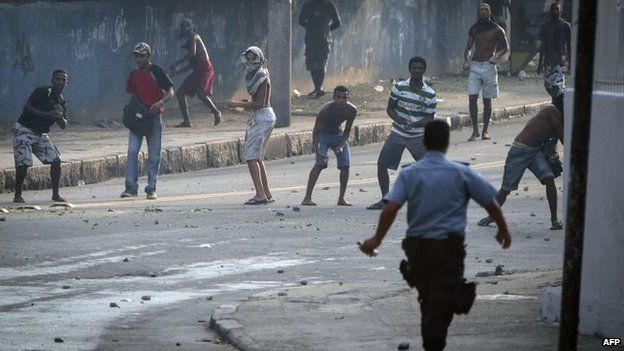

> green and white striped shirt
[389,79,437,138]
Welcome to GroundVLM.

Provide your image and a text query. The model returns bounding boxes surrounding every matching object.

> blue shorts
[316,133,350,169]
[501,143,554,192]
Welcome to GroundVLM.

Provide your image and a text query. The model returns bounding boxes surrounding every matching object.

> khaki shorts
[468,61,499,99]
[244,107,276,161]
[12,122,61,167]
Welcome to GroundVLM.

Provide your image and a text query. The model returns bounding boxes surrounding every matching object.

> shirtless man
[226,46,276,205]
[463,3,509,141]
[301,86,357,206]
[478,105,564,230]
[169,18,221,128]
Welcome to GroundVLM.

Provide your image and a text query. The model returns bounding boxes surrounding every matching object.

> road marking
[72,160,506,209]
[477,294,538,301]
[0,250,166,280]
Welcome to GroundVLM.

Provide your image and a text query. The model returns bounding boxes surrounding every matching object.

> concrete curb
[0,102,549,193]
[210,304,263,351]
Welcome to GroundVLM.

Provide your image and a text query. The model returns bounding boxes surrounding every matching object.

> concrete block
[104,155,124,179]
[25,165,51,190]
[541,286,562,323]
[207,140,241,168]
[264,133,288,160]
[60,161,82,187]
[286,131,314,156]
[356,123,391,145]
[524,102,546,116]
[81,158,106,184]
[115,154,128,178]
[3,169,16,192]
[505,105,525,118]
[0,170,5,193]
[166,148,184,174]
[159,150,173,174]
[493,108,508,120]
[181,144,208,172]
[238,138,246,163]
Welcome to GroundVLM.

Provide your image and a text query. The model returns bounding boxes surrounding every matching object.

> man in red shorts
[169,18,221,128]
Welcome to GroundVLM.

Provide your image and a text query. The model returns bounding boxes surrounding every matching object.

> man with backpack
[121,42,174,200]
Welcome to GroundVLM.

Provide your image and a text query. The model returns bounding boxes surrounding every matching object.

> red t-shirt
[126,64,174,109]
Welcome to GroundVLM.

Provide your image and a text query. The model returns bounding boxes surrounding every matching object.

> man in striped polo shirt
[367,56,437,210]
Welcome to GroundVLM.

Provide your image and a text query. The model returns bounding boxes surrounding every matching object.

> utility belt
[399,234,476,315]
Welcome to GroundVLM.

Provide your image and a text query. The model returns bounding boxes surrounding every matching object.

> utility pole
[559,1,597,350]
[267,0,292,128]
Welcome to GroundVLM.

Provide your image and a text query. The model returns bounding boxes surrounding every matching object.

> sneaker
[120,189,138,198]
[146,191,157,200]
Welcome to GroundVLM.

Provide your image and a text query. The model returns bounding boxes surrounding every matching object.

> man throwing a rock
[169,18,222,128]
[478,105,564,230]
[12,69,69,203]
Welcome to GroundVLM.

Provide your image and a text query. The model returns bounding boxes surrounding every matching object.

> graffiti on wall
[67,9,129,62]
[110,9,129,53]
[145,6,168,56]
[14,33,35,75]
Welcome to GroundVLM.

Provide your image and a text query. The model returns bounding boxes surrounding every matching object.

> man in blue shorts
[478,105,564,230]
[301,86,357,206]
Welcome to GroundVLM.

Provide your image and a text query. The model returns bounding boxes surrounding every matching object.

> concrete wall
[291,0,479,85]
[576,91,624,337]
[0,0,267,122]
[1,0,478,123]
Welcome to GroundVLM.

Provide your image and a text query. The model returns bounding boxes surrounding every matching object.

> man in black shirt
[299,0,341,98]
[301,86,356,206]
[12,69,69,203]
[537,2,571,115]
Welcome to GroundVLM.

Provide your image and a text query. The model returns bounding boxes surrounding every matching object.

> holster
[400,237,426,291]
[400,235,477,315]
[453,279,476,315]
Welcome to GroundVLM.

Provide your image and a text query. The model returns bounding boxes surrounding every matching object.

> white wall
[577,91,624,337]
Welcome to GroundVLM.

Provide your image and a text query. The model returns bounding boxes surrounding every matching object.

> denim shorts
[316,133,350,169]
[501,142,554,192]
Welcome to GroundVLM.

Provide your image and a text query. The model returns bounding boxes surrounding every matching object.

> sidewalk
[0,76,550,193]
[210,270,600,351]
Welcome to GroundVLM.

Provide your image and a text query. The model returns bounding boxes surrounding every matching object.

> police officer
[360,120,512,351]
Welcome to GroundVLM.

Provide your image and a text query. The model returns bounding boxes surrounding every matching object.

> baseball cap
[133,42,151,55]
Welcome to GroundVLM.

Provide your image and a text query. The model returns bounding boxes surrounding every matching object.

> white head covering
[242,46,269,96]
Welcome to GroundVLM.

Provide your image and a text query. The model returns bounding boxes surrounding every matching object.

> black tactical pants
[402,235,465,351]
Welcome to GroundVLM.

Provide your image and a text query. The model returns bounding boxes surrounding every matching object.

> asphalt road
[0,117,566,351]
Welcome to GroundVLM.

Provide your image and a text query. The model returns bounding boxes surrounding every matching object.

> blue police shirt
[383,151,497,239]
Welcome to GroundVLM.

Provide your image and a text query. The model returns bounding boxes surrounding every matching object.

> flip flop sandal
[550,221,563,230]
[244,198,268,205]
[366,201,384,210]
[267,197,275,203]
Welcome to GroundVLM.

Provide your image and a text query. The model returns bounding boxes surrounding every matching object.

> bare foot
[467,132,480,142]
[13,195,25,203]
[550,220,563,230]
[482,132,491,140]
[52,194,67,202]
[213,112,222,126]
[337,199,352,206]
[477,216,494,226]
[174,121,191,128]
[301,199,317,206]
